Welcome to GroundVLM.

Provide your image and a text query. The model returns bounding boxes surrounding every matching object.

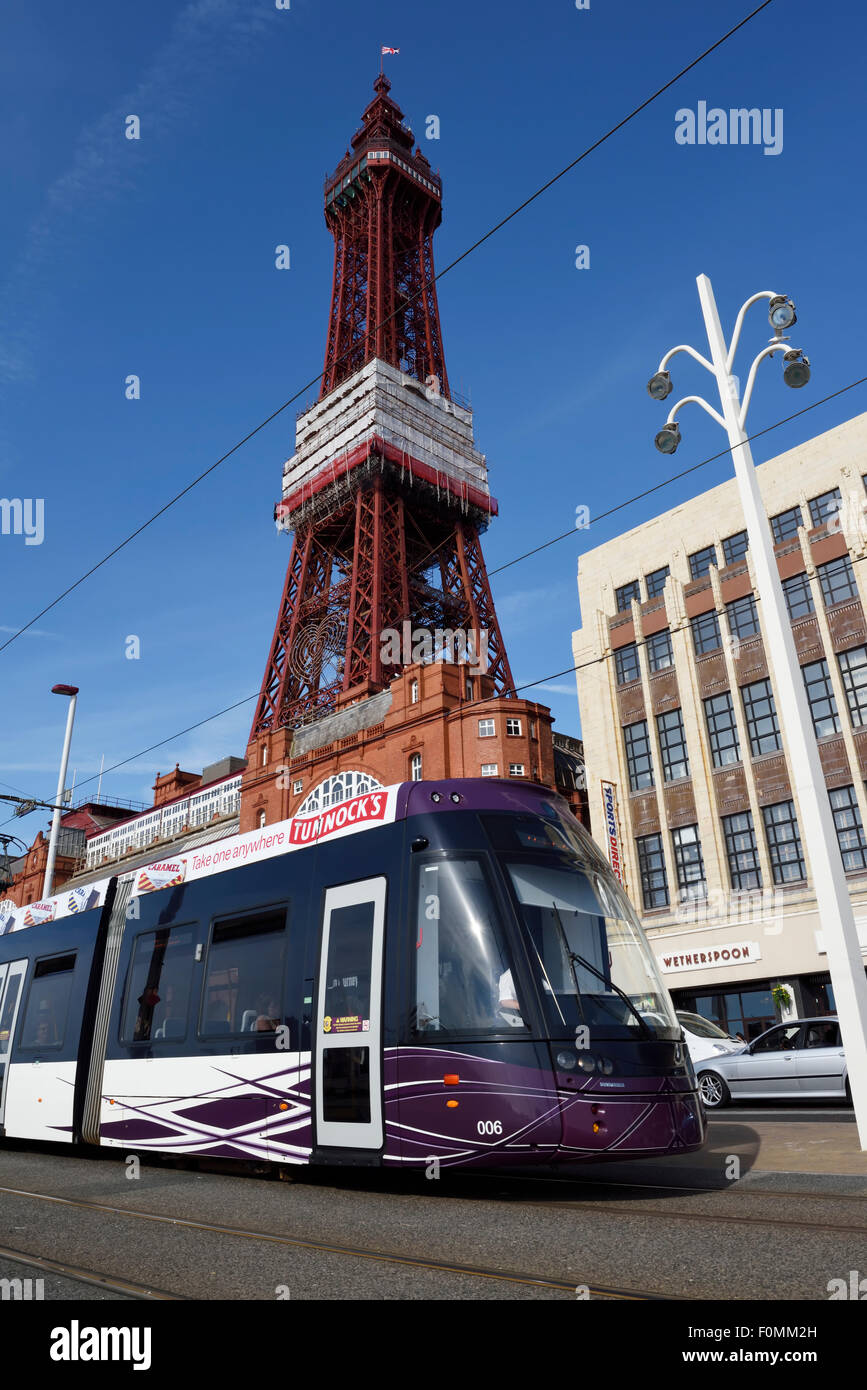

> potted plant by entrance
[772,984,793,1015]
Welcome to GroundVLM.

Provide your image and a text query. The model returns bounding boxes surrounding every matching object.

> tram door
[314,878,386,1150]
[0,961,27,1127]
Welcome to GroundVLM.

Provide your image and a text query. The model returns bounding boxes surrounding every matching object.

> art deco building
[573,412,867,1039]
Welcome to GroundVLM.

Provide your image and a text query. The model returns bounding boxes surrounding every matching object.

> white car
[675,1010,745,1067]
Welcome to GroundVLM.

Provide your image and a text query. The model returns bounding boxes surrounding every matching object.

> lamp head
[769,295,797,331]
[782,350,810,388]
[51,684,79,697]
[654,422,681,455]
[647,370,673,401]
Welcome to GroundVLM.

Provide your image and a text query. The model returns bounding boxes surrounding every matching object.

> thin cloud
[0,0,271,386]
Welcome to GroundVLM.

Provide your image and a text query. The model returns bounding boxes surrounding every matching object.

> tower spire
[320,77,449,399]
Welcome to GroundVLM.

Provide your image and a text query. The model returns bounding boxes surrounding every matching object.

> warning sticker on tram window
[135,860,187,894]
[326,1015,367,1033]
[22,901,56,927]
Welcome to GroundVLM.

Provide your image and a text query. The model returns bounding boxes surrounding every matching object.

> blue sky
[1,0,864,832]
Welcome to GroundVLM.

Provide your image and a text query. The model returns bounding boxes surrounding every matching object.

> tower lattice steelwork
[250,75,515,738]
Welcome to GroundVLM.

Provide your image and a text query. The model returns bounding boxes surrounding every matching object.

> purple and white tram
[0,781,705,1170]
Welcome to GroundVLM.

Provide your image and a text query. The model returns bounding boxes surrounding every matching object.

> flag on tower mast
[381,46,399,54]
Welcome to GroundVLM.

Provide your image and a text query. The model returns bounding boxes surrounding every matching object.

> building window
[411,679,419,704]
[722,811,762,891]
[624,720,654,791]
[478,718,496,738]
[465,677,473,700]
[261,744,268,766]
[615,580,641,612]
[818,554,858,608]
[481,763,498,776]
[657,708,690,782]
[827,786,866,872]
[829,786,867,872]
[671,824,707,901]
[782,571,814,619]
[509,763,525,777]
[691,609,722,655]
[646,629,674,672]
[529,719,537,739]
[688,544,718,579]
[506,718,523,736]
[614,643,640,685]
[762,801,806,884]
[726,593,760,640]
[292,780,303,795]
[770,506,802,543]
[636,834,669,909]
[645,566,670,598]
[722,530,749,566]
[742,678,781,756]
[809,487,842,528]
[704,691,741,767]
[410,752,423,781]
[838,645,867,727]
[258,810,266,828]
[802,658,841,738]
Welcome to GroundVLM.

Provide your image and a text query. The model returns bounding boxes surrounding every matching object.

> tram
[0,780,704,1170]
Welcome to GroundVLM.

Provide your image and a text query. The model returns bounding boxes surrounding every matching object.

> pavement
[550,1107,867,1193]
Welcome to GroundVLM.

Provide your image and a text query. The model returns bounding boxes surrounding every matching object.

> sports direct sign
[600,781,623,884]
[657,940,762,974]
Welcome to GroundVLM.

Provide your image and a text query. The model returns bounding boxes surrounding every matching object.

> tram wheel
[697,1071,730,1110]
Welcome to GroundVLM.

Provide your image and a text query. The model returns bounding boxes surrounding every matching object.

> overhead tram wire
[3,366,866,832]
[488,372,867,576]
[0,0,776,658]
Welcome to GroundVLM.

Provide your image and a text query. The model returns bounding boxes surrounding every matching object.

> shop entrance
[672,980,777,1042]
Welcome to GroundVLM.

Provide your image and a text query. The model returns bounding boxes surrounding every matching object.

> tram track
[0,1182,675,1301]
[457,1171,867,1232]
[0,1242,181,1300]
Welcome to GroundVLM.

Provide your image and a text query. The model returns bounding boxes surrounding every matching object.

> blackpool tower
[241,75,559,830]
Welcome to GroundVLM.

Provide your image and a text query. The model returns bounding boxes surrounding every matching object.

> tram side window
[201,910,286,1037]
[323,902,374,1028]
[413,858,525,1035]
[121,927,196,1044]
[0,977,22,1054]
[19,954,76,1050]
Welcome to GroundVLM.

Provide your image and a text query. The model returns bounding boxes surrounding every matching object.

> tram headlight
[555,1050,577,1071]
[574,1053,615,1075]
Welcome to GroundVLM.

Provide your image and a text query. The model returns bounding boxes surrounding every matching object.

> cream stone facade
[573,412,867,1039]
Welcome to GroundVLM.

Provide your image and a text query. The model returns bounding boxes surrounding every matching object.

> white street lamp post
[42,684,79,900]
[649,274,867,1150]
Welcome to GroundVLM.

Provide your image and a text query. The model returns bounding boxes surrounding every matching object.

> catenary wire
[0,0,776,657]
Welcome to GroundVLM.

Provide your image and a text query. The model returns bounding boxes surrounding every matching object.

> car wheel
[698,1071,730,1110]
[845,1078,852,1107]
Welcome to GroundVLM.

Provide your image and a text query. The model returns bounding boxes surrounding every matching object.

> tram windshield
[505,859,679,1040]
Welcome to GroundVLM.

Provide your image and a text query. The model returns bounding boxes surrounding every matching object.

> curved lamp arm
[657,342,715,376]
[666,394,727,430]
[726,291,777,372]
[738,342,789,429]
